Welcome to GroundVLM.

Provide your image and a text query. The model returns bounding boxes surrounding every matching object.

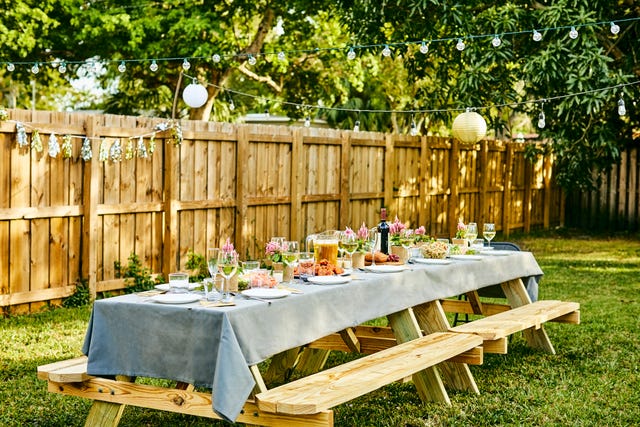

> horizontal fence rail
[0,109,563,313]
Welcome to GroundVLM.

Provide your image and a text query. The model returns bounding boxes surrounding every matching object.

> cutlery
[232,292,272,305]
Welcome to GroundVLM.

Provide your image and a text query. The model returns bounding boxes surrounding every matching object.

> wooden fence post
[339,130,352,230]
[384,134,394,210]
[418,135,429,228]
[523,152,533,233]
[448,138,460,239]
[235,125,249,258]
[478,140,489,227]
[82,115,100,300]
[543,148,552,229]
[502,143,514,238]
[163,127,179,275]
[290,127,304,241]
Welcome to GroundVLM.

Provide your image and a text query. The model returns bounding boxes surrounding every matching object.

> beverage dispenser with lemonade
[307,230,340,267]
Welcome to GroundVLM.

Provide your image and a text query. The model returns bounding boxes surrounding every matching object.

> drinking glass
[367,227,379,266]
[168,272,189,293]
[483,223,496,248]
[283,241,300,284]
[298,251,315,279]
[399,229,415,261]
[217,251,238,302]
[206,248,220,279]
[340,231,358,271]
[466,222,478,243]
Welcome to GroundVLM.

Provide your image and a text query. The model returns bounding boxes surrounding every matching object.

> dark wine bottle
[378,208,390,254]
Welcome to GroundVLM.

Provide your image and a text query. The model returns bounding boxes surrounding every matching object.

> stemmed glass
[399,229,415,261]
[340,231,358,271]
[483,223,496,248]
[283,241,300,285]
[207,248,220,279]
[466,222,478,244]
[217,251,238,302]
[367,227,379,266]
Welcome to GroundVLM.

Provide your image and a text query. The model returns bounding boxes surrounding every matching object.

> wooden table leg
[84,375,131,427]
[413,300,480,394]
[262,347,303,385]
[501,279,556,354]
[387,308,451,405]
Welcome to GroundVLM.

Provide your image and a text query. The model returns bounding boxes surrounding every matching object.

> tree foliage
[1,0,639,190]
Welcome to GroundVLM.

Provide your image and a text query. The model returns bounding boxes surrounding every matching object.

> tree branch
[237,62,283,93]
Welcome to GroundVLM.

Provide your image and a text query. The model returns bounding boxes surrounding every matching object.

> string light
[304,115,311,127]
[618,96,626,116]
[7,63,14,72]
[277,51,286,61]
[532,29,543,42]
[610,22,620,35]
[212,54,221,63]
[419,41,429,54]
[537,103,546,129]
[569,26,579,39]
[491,35,502,47]
[410,116,418,136]
[347,47,356,60]
[149,60,158,72]
[31,62,40,74]
[118,61,126,73]
[382,45,392,57]
[58,60,67,74]
[456,38,466,51]
[248,54,257,65]
[353,120,360,132]
[182,58,191,70]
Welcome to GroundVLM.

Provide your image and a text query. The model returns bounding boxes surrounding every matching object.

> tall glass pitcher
[311,230,340,266]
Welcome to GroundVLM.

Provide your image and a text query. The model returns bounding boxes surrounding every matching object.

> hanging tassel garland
[48,133,60,158]
[148,134,156,154]
[62,135,73,158]
[109,139,123,162]
[171,123,183,145]
[137,136,148,158]
[125,139,135,160]
[81,137,93,161]
[16,122,28,147]
[31,129,43,152]
[98,139,109,162]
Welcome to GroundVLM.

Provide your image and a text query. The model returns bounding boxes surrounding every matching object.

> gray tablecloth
[82,251,543,422]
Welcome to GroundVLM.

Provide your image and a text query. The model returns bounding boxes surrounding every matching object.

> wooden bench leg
[501,279,556,354]
[263,347,303,385]
[295,348,331,377]
[413,301,480,394]
[387,308,451,405]
[85,401,125,427]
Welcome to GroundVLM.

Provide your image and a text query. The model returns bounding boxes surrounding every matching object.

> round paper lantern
[452,109,487,143]
[182,83,208,108]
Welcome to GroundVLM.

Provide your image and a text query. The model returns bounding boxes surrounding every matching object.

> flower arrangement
[356,223,369,253]
[455,220,467,239]
[413,226,431,243]
[222,238,238,257]
[265,240,284,263]
[389,216,406,245]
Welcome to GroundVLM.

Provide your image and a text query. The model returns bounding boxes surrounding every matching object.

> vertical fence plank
[502,143,514,238]
[82,116,100,299]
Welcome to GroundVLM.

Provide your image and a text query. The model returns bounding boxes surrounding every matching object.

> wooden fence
[566,146,639,231]
[0,109,563,313]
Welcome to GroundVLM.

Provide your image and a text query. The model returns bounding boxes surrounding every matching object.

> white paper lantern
[452,110,487,143]
[182,83,208,108]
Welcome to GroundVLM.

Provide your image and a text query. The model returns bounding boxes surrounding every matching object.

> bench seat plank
[256,332,483,415]
[37,356,91,382]
[450,300,580,341]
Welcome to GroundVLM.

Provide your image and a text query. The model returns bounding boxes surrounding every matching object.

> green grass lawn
[2,230,639,426]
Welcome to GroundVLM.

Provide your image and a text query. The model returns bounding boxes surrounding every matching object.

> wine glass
[399,229,415,262]
[340,231,358,271]
[367,227,379,266]
[283,241,300,284]
[466,222,478,243]
[217,251,238,302]
[206,248,220,279]
[483,223,496,248]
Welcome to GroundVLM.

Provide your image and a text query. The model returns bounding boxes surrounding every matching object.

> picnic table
[38,251,579,426]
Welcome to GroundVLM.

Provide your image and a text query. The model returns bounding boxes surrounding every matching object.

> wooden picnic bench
[37,331,483,426]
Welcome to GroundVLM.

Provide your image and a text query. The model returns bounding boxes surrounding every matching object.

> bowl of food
[420,241,449,259]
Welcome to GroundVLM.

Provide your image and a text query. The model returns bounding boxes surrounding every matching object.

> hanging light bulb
[212,54,221,63]
[248,54,257,65]
[277,51,286,61]
[532,29,543,42]
[228,99,235,111]
[304,116,311,127]
[182,58,191,70]
[537,108,546,129]
[149,60,158,72]
[31,62,40,74]
[58,60,67,74]
[118,61,126,73]
[347,47,356,60]
[382,44,391,57]
[410,118,418,136]
[618,96,626,116]
[182,79,208,108]
[353,120,360,132]
[7,63,15,72]
[491,35,502,47]
[419,41,429,54]
[610,22,620,35]
[569,26,579,39]
[456,38,466,51]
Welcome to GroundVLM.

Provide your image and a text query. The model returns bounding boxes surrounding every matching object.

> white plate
[365,265,407,273]
[480,250,514,256]
[307,275,352,285]
[242,288,291,299]
[155,283,200,292]
[449,254,484,261]
[412,258,452,265]
[150,293,201,304]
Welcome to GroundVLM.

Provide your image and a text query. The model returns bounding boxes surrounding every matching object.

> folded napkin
[200,300,236,308]
[137,290,166,297]
[277,286,303,294]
